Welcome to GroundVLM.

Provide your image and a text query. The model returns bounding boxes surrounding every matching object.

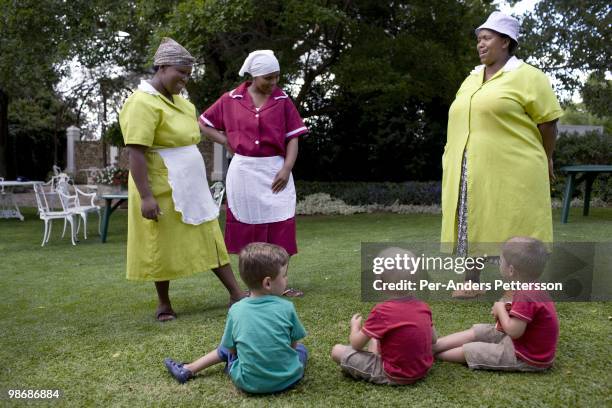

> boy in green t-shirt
[164,243,308,393]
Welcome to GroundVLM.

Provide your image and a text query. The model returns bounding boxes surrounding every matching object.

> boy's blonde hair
[502,237,549,281]
[239,243,289,290]
[377,247,420,286]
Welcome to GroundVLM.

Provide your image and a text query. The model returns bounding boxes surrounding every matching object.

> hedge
[295,181,441,205]
[294,131,611,206]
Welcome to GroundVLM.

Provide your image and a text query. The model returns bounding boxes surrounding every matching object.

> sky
[498,0,539,15]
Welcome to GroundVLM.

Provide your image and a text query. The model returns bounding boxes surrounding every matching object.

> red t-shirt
[509,290,559,368]
[199,82,308,157]
[362,298,434,383]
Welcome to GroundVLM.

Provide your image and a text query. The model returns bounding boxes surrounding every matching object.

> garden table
[100,192,128,243]
[560,165,612,223]
[0,180,44,220]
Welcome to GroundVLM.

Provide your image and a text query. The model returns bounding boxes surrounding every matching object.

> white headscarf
[238,50,280,77]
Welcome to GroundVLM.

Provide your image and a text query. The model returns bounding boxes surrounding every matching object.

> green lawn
[1,208,611,407]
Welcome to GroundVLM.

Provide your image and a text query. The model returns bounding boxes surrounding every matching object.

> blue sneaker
[164,358,193,384]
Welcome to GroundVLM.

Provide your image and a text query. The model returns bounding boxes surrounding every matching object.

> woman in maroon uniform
[199,50,308,297]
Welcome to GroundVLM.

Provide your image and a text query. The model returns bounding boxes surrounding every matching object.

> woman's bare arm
[538,119,558,182]
[127,144,160,221]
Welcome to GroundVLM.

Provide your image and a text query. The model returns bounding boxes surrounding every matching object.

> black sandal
[156,307,177,322]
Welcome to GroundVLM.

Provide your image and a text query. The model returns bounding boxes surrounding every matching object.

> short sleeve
[220,312,236,350]
[119,95,159,147]
[284,99,308,141]
[362,306,385,339]
[199,97,225,130]
[523,70,563,124]
[289,305,307,342]
[509,298,536,323]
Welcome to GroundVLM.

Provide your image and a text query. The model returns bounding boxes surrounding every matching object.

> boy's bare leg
[331,344,351,364]
[432,328,475,354]
[437,346,467,363]
[367,338,380,355]
[184,349,223,374]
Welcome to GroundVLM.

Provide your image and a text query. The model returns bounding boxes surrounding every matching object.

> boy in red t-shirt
[331,248,437,384]
[433,237,559,371]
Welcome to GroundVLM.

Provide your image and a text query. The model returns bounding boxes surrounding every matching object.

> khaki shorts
[463,324,547,372]
[340,348,395,385]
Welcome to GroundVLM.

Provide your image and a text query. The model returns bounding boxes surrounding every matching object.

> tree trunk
[0,88,8,177]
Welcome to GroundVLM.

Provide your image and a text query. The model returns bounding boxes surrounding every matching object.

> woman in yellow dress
[119,38,245,321]
[441,12,563,297]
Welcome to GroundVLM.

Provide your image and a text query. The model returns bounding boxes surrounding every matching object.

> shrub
[295,181,441,205]
[553,131,612,203]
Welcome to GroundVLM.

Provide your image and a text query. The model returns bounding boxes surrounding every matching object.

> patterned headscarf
[153,37,195,66]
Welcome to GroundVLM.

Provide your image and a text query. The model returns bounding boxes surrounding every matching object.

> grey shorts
[340,348,395,385]
[463,324,547,372]
[339,347,424,385]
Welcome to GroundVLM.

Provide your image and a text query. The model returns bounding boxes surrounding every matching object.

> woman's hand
[271,167,291,193]
[141,195,161,221]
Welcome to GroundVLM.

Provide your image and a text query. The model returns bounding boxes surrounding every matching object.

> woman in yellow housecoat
[120,38,245,321]
[441,12,563,296]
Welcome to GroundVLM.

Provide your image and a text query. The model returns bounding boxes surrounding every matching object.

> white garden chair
[210,181,225,208]
[55,177,101,240]
[33,182,76,246]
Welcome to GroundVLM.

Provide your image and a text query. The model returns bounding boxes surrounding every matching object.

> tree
[0,0,68,177]
[519,0,611,96]
[4,1,608,181]
[0,0,170,177]
[581,72,611,119]
[154,0,495,181]
[302,0,495,181]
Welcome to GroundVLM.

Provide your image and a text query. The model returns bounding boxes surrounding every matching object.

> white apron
[226,154,296,224]
[155,145,219,225]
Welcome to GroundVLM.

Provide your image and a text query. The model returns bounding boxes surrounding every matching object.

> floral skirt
[456,150,469,257]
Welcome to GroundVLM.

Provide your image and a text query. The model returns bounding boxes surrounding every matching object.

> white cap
[475,11,519,43]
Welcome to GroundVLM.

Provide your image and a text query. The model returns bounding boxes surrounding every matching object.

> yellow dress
[441,58,563,255]
[119,87,229,281]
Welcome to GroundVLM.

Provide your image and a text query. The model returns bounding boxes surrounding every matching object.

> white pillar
[66,126,80,174]
[109,146,119,166]
[211,143,226,181]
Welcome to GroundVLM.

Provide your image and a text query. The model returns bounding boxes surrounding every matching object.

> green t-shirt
[221,295,307,393]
